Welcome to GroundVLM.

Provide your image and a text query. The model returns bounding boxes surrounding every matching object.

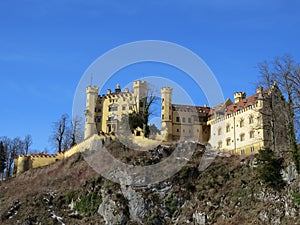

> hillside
[0,141,299,225]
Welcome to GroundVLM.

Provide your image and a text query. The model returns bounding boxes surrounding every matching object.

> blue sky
[1,0,300,153]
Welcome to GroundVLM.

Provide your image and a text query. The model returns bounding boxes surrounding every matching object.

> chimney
[233,92,246,104]
[125,88,129,93]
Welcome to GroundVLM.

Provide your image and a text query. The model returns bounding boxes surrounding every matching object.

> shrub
[291,190,300,205]
[75,191,102,216]
[164,193,178,217]
[65,190,76,204]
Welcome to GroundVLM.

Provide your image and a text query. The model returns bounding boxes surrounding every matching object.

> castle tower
[161,87,173,141]
[84,86,99,139]
[133,80,147,112]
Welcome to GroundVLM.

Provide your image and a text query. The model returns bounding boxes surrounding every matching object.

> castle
[13,80,290,175]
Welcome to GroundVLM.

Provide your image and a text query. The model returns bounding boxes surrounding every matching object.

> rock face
[193,211,206,225]
[282,162,298,184]
[98,195,127,225]
[120,183,145,222]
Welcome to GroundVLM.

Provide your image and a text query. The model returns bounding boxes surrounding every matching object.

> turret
[161,87,173,141]
[233,92,246,104]
[84,86,99,139]
[115,84,121,93]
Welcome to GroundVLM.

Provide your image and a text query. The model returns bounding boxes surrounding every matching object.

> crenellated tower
[84,85,99,139]
[133,80,147,112]
[161,87,173,141]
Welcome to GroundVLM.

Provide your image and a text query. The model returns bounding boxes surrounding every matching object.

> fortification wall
[30,156,57,169]
[63,134,105,158]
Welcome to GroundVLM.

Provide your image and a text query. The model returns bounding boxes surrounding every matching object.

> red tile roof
[172,104,210,114]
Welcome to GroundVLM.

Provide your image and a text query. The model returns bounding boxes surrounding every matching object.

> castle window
[226,124,230,133]
[218,141,222,148]
[162,98,164,102]
[197,129,199,132]
[108,114,117,121]
[122,105,126,110]
[189,130,191,133]
[98,108,102,112]
[188,118,192,123]
[129,105,133,110]
[162,105,164,110]
[169,115,171,120]
[250,131,254,139]
[109,105,118,112]
[226,138,231,146]
[241,149,245,155]
[218,127,222,136]
[96,116,101,122]
[162,114,164,119]
[257,116,262,125]
[240,119,244,127]
[250,146,255,153]
[240,133,245,141]
[177,129,179,132]
[176,117,180,122]
[183,129,185,133]
[249,116,254,124]
[182,117,186,123]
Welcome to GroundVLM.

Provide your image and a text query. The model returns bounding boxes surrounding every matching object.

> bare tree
[69,116,84,147]
[6,137,24,177]
[130,85,159,136]
[50,114,69,153]
[24,134,32,155]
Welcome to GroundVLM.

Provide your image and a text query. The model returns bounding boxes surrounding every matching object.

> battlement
[86,86,99,93]
[18,153,57,158]
[133,80,146,87]
[233,92,246,103]
[161,87,173,93]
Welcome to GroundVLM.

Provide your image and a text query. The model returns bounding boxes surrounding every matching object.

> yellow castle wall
[30,157,58,169]
[209,102,265,155]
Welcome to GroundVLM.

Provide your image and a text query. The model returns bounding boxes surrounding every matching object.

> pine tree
[257,148,285,189]
[0,141,6,180]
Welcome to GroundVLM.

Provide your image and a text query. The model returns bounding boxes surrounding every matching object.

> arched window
[240,119,244,127]
[226,138,231,146]
[249,115,254,124]
[226,124,230,133]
